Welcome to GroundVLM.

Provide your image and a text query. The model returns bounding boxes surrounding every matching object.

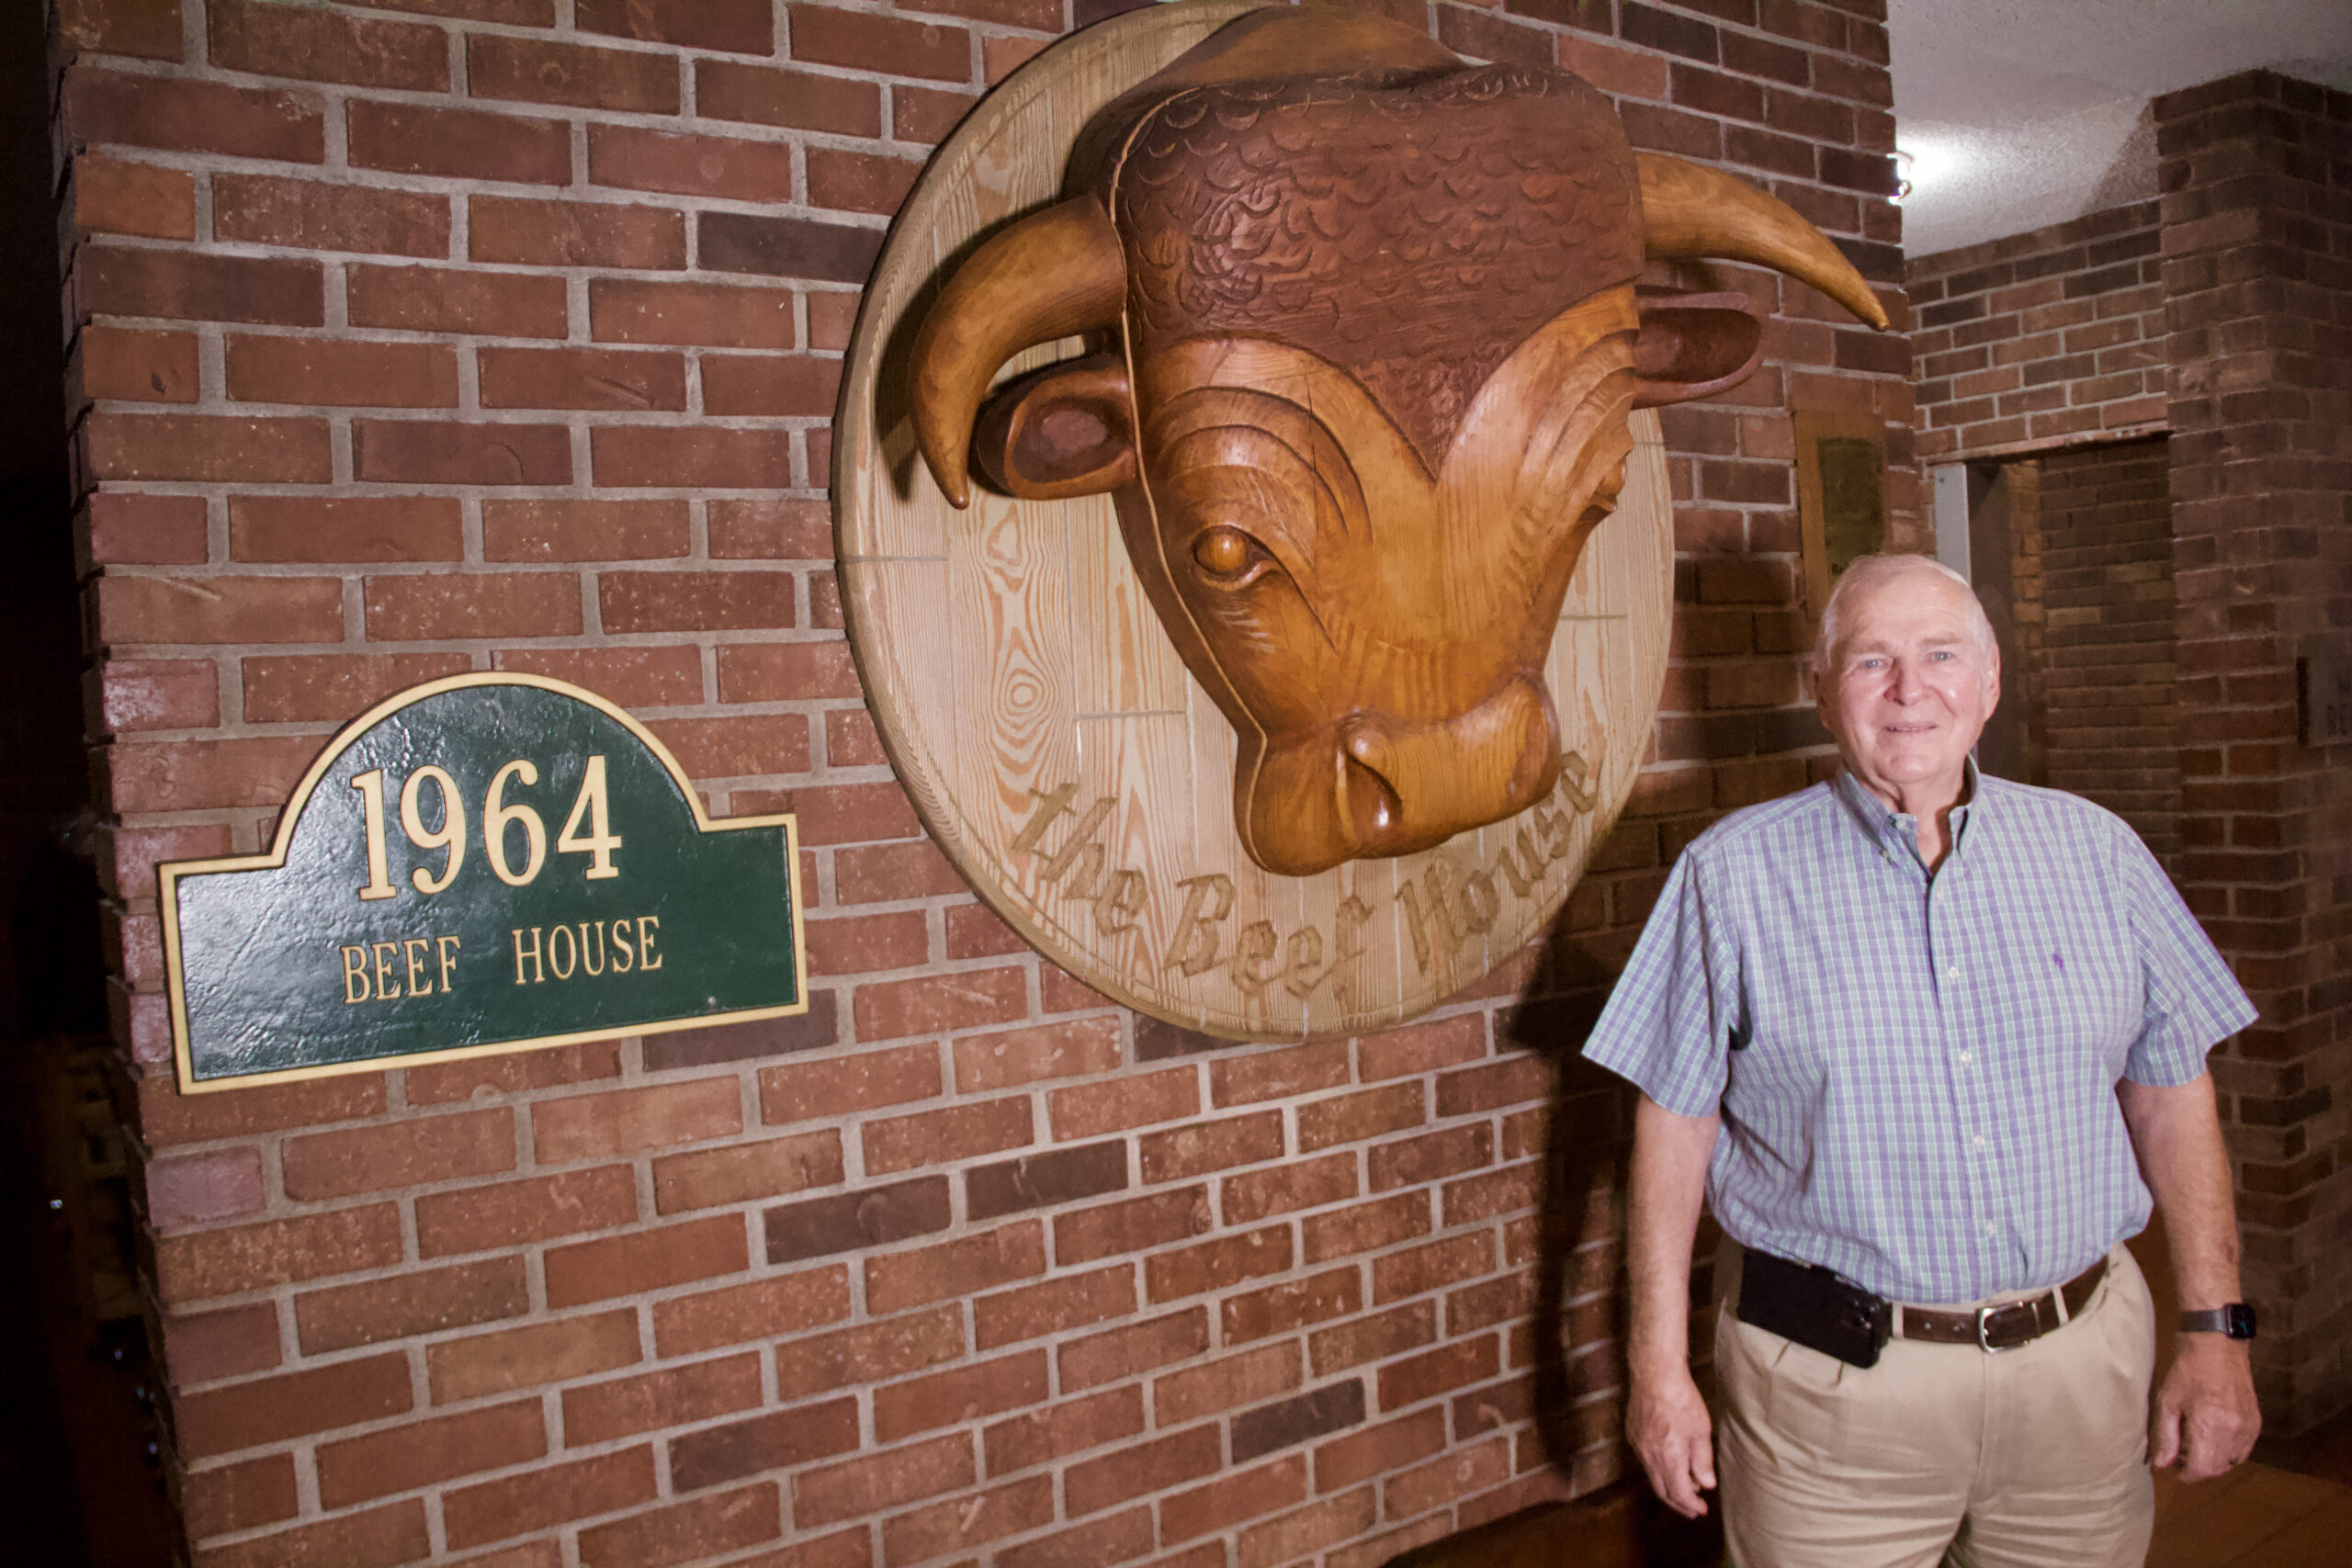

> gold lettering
[1227,919,1281,998]
[504,918,670,987]
[1399,861,1479,976]
[1559,746,1600,812]
[1010,783,1080,853]
[1161,874,1234,976]
[1398,882,1432,973]
[341,944,371,1004]
[1055,840,1108,900]
[1328,895,1373,1004]
[1333,895,1372,956]
[555,754,622,879]
[1210,895,1376,1004]
[512,926,544,986]
[372,941,403,999]
[1039,798,1115,884]
[1282,926,1325,1000]
[351,769,396,902]
[1094,869,1147,936]
[342,935,465,1003]
[1532,804,1575,862]
[1496,826,1546,897]
[1016,784,1155,941]
[1461,868,1501,933]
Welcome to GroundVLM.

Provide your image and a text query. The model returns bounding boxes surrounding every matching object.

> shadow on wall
[0,0,173,1558]
[1498,876,1729,1563]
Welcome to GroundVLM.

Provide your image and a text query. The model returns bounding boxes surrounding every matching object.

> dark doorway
[1944,438,2179,871]
[2032,438,2180,865]
[1962,462,2039,787]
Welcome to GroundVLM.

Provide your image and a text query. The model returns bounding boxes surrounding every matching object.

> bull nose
[1240,680,1565,876]
[1339,720,1403,842]
[1345,682,1566,855]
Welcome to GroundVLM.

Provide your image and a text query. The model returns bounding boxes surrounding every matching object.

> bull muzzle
[1242,676,1562,877]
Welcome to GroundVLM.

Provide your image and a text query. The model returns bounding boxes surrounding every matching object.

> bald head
[1812,553,1996,677]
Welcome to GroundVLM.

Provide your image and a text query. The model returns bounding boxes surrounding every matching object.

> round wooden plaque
[834,1,1672,1042]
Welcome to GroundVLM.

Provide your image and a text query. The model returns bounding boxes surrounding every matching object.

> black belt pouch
[1735,1247,1893,1370]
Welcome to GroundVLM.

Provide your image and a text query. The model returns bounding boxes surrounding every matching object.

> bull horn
[910,195,1128,508]
[1638,153,1891,331]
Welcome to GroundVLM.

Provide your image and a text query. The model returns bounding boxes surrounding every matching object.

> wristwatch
[2179,1303,2256,1340]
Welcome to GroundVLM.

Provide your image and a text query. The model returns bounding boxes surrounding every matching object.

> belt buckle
[1975,1303,2018,1353]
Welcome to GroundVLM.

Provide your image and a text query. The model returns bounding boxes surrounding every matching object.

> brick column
[2157,70,2352,1435]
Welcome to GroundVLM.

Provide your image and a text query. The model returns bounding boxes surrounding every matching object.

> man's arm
[1625,1093,1721,1518]
[2117,1071,2260,1481]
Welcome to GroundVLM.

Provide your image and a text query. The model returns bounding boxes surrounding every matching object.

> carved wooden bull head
[910,8,1888,877]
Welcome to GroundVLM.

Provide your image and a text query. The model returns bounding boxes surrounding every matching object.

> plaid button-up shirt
[1583,768,2256,1305]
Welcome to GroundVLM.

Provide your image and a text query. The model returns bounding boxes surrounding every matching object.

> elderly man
[1582,553,2260,1566]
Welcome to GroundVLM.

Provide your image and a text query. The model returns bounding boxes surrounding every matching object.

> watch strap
[2179,1303,2256,1339]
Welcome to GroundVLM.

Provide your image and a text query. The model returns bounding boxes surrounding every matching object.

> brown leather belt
[1895,1257,2109,1351]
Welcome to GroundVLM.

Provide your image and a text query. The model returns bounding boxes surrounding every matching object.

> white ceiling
[1889,0,2352,257]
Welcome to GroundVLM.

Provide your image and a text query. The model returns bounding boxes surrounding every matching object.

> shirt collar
[1834,758,1982,864]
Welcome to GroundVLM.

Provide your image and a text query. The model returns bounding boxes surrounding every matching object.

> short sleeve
[1580,848,1742,1117]
[2118,830,2257,1086]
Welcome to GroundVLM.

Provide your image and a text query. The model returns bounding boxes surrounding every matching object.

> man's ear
[970,352,1136,500]
[1630,289,1769,409]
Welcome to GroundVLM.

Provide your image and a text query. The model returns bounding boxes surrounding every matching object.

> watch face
[2226,1303,2257,1340]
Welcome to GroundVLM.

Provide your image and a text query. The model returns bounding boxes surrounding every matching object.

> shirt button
[1947,964,1960,979]
[1983,1221,1998,1236]
[1973,1134,1986,1150]
[1958,1050,1974,1064]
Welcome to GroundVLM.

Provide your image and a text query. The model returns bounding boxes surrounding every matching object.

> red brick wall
[2155,70,2352,1437]
[54,0,1912,1562]
[2031,439,2181,865]
[1906,199,2165,463]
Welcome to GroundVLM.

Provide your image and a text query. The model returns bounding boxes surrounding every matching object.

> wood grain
[835,2,1674,1041]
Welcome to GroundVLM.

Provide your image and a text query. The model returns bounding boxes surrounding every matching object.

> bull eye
[1191,525,1264,585]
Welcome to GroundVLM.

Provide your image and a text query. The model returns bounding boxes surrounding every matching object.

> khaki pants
[1713,1244,2156,1568]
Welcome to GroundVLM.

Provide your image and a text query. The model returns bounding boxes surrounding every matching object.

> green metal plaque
[161,675,806,1093]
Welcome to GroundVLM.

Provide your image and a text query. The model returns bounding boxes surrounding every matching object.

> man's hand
[2152,1334,2260,1481]
[1628,1359,1716,1517]
[2118,1073,2263,1482]
[1623,1096,1723,1517]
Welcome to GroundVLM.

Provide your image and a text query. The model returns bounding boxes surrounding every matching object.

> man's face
[1814,570,2000,804]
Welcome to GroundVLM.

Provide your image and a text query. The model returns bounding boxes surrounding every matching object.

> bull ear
[910,196,1128,507]
[971,352,1137,501]
[1631,289,1769,409]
